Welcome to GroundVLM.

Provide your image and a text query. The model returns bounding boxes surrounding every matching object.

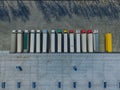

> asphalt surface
[0,1,120,52]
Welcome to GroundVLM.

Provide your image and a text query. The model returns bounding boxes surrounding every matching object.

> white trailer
[30,30,35,53]
[87,30,93,52]
[63,30,68,53]
[42,30,48,53]
[75,30,81,52]
[36,30,41,53]
[69,30,74,53]
[17,30,23,53]
[10,30,17,53]
[50,30,56,53]
[57,29,62,53]
[81,30,87,52]
[93,30,99,52]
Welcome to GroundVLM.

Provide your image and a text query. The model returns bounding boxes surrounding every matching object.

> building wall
[0,1,120,52]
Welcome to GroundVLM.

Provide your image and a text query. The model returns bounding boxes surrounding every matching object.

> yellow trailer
[105,33,112,52]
